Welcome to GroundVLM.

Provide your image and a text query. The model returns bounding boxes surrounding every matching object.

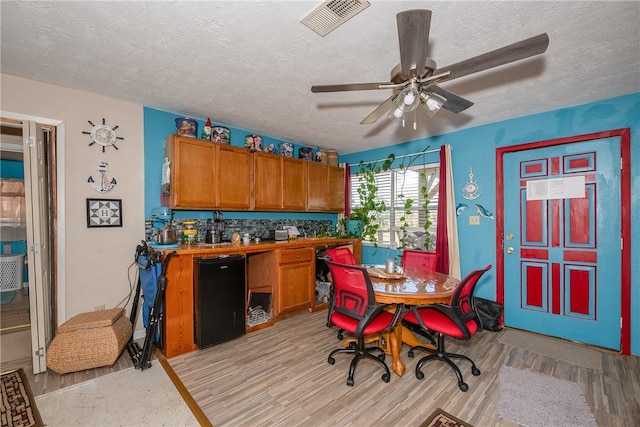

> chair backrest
[326,247,357,265]
[325,260,376,318]
[401,250,439,271]
[449,264,492,320]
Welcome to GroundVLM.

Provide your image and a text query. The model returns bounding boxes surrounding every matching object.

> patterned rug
[420,408,474,427]
[0,369,43,427]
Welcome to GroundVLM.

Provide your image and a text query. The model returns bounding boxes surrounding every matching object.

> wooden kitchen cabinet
[165,135,250,210]
[306,162,345,212]
[165,136,216,209]
[253,152,283,210]
[166,134,342,213]
[327,165,345,211]
[282,157,306,210]
[218,144,251,209]
[278,248,314,314]
[247,247,314,316]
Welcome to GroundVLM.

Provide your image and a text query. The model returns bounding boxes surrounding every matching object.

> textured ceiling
[1,1,638,154]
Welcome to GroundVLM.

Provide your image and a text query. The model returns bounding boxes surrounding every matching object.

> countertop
[154,237,360,255]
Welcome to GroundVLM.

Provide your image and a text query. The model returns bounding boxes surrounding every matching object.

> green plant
[340,146,435,250]
[339,156,393,245]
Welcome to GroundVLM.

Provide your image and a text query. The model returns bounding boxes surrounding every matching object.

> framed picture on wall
[86,198,122,228]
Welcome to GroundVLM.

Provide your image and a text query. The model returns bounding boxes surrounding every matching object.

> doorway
[0,117,58,373]
[495,129,632,354]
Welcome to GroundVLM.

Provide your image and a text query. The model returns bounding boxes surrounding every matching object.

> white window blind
[350,163,439,248]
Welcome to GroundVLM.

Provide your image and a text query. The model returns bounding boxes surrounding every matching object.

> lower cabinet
[278,248,314,314]
[247,248,314,316]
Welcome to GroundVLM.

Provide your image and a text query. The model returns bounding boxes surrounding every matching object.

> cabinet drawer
[279,248,313,264]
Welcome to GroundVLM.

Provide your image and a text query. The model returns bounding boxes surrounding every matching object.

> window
[349,162,439,248]
[0,178,27,241]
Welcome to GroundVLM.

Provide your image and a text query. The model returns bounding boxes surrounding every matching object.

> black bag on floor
[474,297,503,332]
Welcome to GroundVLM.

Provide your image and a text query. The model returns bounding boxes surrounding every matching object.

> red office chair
[325,247,357,336]
[402,264,492,392]
[325,261,402,386]
[325,247,357,265]
[401,250,439,271]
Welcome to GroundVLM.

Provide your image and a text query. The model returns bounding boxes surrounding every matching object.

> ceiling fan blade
[428,86,474,113]
[397,9,432,76]
[434,33,549,81]
[360,95,397,125]
[311,82,397,93]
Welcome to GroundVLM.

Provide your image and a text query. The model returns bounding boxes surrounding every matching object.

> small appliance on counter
[274,229,288,241]
[150,207,179,248]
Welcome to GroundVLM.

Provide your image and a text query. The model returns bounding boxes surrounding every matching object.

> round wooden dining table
[366,266,459,377]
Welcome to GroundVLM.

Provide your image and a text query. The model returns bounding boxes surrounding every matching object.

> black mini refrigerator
[194,255,246,348]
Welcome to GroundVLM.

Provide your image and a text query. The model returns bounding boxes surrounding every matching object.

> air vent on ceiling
[301,0,370,37]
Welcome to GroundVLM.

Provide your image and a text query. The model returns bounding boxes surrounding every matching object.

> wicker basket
[46,308,132,375]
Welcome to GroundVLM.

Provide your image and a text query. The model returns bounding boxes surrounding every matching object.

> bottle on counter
[183,221,197,245]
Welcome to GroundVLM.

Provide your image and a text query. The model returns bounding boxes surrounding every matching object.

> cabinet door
[278,248,313,314]
[327,166,345,212]
[306,162,327,211]
[169,136,216,209]
[218,145,251,209]
[282,158,306,210]
[253,153,282,210]
[279,263,313,314]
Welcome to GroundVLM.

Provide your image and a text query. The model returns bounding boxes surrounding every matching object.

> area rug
[419,408,474,427]
[35,364,199,426]
[498,365,597,427]
[499,329,602,370]
[0,368,43,427]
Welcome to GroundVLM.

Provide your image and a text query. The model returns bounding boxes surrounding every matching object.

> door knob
[506,247,514,254]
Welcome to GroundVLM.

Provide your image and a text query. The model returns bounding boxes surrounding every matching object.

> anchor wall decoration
[88,160,117,193]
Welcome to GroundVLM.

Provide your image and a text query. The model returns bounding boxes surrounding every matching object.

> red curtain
[344,163,351,216]
[435,146,449,274]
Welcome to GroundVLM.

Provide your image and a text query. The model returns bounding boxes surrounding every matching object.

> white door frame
[1,110,66,326]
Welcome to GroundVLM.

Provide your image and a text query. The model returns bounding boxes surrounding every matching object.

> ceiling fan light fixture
[420,92,446,117]
[395,85,420,113]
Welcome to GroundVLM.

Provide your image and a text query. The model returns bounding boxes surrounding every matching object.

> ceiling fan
[311,9,549,126]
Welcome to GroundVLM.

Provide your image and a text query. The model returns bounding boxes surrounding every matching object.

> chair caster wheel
[337,331,344,340]
[408,349,414,358]
[472,367,481,376]
[326,322,332,328]
[416,370,425,380]
[381,373,390,383]
[458,382,469,392]
[346,378,354,387]
[377,353,385,362]
[328,357,335,365]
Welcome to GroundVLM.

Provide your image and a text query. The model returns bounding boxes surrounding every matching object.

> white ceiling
[1,1,638,154]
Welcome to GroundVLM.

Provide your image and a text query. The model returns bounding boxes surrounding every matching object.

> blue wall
[342,93,640,355]
[143,107,338,223]
[143,94,639,355]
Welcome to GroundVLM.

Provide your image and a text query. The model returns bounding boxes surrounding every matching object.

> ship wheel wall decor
[82,118,124,152]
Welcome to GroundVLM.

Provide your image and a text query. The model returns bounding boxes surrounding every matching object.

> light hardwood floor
[168,309,639,427]
[3,307,639,426]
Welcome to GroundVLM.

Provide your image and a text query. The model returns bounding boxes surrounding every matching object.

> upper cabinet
[306,162,345,212]
[165,135,250,210]
[165,135,343,213]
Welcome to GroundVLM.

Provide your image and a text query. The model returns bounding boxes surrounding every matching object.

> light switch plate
[469,215,480,225]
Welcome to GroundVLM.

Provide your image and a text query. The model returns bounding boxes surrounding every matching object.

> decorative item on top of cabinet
[211,126,230,144]
[175,117,198,138]
[244,134,263,152]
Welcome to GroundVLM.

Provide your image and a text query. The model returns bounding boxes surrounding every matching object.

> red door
[496,129,631,353]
